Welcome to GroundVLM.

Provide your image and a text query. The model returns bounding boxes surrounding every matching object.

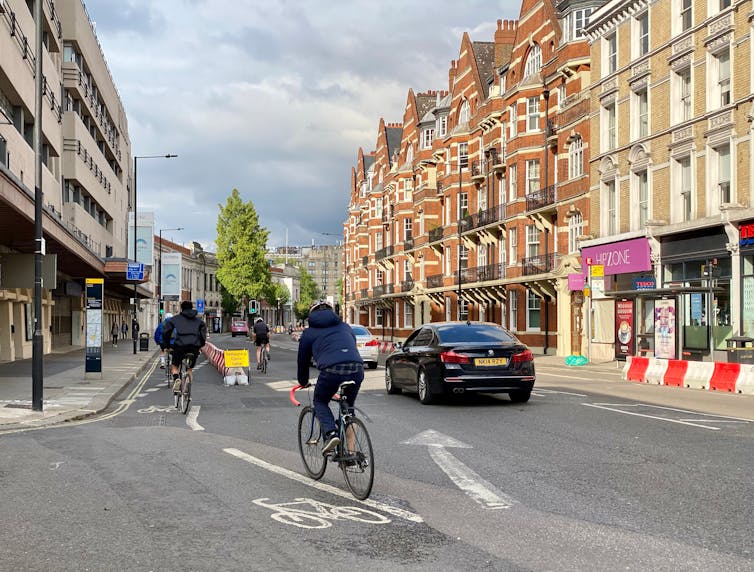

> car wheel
[231,332,236,337]
[368,362,378,370]
[385,366,401,395]
[417,369,434,405]
[509,390,531,403]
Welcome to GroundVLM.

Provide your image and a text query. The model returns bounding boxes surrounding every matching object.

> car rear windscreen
[350,326,370,336]
[436,324,517,344]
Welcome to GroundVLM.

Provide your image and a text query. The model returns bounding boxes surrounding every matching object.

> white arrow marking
[403,430,514,510]
[186,406,204,431]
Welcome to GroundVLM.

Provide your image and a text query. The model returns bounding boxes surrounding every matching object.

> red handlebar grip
[289,385,304,406]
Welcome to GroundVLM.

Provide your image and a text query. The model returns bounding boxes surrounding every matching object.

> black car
[384,321,535,404]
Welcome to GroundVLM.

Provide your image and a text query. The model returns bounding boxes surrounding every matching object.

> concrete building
[585,0,754,362]
[0,0,137,362]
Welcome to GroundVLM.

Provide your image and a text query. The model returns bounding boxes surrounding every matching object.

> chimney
[448,59,457,91]
[495,19,517,66]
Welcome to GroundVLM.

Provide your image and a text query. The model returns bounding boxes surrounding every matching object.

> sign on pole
[126,263,144,281]
[85,278,104,373]
[127,212,155,268]
[196,298,205,314]
[224,349,250,368]
[161,252,182,301]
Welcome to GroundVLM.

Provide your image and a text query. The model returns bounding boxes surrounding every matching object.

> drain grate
[4,403,31,409]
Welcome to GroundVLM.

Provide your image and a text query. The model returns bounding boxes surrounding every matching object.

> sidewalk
[0,339,158,431]
[533,353,624,373]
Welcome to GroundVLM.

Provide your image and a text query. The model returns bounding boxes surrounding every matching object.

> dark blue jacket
[154,322,163,345]
[297,309,362,385]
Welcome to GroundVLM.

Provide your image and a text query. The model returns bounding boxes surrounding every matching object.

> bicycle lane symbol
[252,497,392,529]
[137,405,175,414]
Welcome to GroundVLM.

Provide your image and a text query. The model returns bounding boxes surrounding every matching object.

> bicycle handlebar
[289,385,306,406]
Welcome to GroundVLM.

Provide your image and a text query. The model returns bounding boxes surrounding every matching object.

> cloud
[89,0,518,250]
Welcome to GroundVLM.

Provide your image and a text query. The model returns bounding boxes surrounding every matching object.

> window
[603,103,617,150]
[606,33,618,75]
[604,179,618,235]
[557,84,567,109]
[437,115,448,137]
[526,159,540,195]
[459,99,470,124]
[636,170,649,228]
[459,192,468,219]
[568,137,584,179]
[636,12,649,57]
[376,307,383,327]
[404,301,413,328]
[404,218,412,240]
[676,156,693,222]
[566,8,592,41]
[527,290,541,330]
[524,44,542,77]
[510,104,518,137]
[509,228,518,263]
[527,96,540,131]
[458,142,468,170]
[526,225,540,257]
[459,244,468,271]
[509,290,518,330]
[459,299,469,321]
[633,89,648,139]
[421,128,434,149]
[444,246,452,276]
[673,67,692,123]
[568,213,584,253]
[680,0,692,31]
[509,164,517,201]
[718,144,731,204]
[718,48,731,107]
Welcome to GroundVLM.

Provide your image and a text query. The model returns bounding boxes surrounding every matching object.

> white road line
[677,419,746,424]
[582,403,721,430]
[186,406,205,431]
[266,380,297,391]
[428,447,515,510]
[145,388,160,393]
[537,372,594,381]
[534,388,588,397]
[223,448,423,523]
[639,404,754,423]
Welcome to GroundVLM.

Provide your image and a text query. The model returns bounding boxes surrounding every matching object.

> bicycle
[173,353,194,414]
[290,381,374,500]
[259,347,269,375]
[163,349,173,388]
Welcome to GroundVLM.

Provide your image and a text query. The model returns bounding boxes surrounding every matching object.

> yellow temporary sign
[224,349,250,368]
[590,264,604,277]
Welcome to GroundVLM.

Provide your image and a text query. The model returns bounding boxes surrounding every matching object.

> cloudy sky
[87,0,518,251]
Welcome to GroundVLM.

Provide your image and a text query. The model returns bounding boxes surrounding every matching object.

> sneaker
[256,364,262,370]
[322,432,341,455]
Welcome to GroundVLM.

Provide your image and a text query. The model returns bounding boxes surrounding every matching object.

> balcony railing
[522,253,558,276]
[385,283,394,295]
[373,284,386,297]
[426,273,444,288]
[362,255,368,266]
[400,278,415,292]
[526,184,557,211]
[470,159,486,179]
[460,204,506,232]
[404,237,414,251]
[375,245,394,260]
[360,288,368,299]
[428,226,444,243]
[458,263,505,284]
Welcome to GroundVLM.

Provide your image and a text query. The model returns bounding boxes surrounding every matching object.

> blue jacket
[297,309,362,385]
[154,322,163,345]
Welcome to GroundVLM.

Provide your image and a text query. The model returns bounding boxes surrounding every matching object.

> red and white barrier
[622,355,754,394]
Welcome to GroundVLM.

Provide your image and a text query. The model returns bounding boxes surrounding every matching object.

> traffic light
[249,299,258,314]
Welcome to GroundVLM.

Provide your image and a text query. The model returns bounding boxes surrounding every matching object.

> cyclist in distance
[253,316,271,369]
[161,301,207,393]
[296,299,364,454]
[154,312,173,368]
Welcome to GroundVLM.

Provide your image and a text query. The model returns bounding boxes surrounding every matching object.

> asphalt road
[1,333,752,571]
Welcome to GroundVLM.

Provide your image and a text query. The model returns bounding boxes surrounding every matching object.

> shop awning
[604,286,725,297]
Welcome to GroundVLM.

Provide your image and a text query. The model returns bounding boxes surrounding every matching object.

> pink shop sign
[581,238,651,276]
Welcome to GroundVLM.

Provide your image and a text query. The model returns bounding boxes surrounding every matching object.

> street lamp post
[158,226,183,319]
[132,154,177,354]
[457,152,466,321]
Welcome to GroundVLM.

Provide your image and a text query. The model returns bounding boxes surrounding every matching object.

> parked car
[384,321,535,404]
[350,324,379,369]
[231,319,249,337]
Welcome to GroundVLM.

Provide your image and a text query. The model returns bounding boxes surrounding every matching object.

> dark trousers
[312,368,364,435]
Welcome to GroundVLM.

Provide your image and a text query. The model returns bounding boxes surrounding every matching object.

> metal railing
[360,288,368,299]
[428,226,444,243]
[373,284,386,297]
[375,245,394,260]
[470,159,485,178]
[404,237,414,251]
[460,204,506,232]
[426,273,444,288]
[526,184,557,211]
[400,278,414,292]
[458,263,505,284]
[522,253,558,276]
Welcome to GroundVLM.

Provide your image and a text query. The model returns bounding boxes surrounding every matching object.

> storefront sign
[633,277,656,290]
[740,222,754,246]
[691,293,703,324]
[85,278,104,373]
[615,299,634,359]
[568,273,585,291]
[581,238,651,276]
[654,299,676,359]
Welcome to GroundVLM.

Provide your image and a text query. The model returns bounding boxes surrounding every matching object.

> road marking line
[537,372,594,381]
[223,448,423,523]
[582,403,721,430]
[145,388,160,393]
[535,388,588,397]
[186,406,204,431]
[677,419,746,424]
[428,447,515,509]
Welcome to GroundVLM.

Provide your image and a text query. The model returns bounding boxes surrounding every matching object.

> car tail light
[511,349,534,365]
[365,339,379,347]
[441,350,470,364]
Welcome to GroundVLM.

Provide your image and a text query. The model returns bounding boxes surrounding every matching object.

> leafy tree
[215,189,271,308]
[263,282,290,308]
[293,267,321,321]
[219,284,238,317]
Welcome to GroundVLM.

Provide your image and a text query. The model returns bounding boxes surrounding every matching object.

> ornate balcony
[404,237,414,251]
[521,253,558,276]
[375,245,394,261]
[470,159,486,181]
[360,288,368,299]
[526,184,557,212]
[426,273,444,288]
[373,284,386,297]
[458,263,505,284]
[428,226,444,243]
[460,204,506,232]
[400,278,415,292]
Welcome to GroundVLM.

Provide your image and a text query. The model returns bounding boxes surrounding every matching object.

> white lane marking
[582,403,721,430]
[677,419,746,424]
[49,462,64,470]
[640,404,753,423]
[428,447,515,510]
[252,497,391,529]
[135,393,148,398]
[223,448,423,523]
[137,405,175,414]
[186,406,205,431]
[266,380,297,391]
[537,372,594,381]
[534,388,588,397]
[145,388,160,393]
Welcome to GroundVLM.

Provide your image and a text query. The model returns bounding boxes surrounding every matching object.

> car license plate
[357,343,364,348]
[474,357,507,367]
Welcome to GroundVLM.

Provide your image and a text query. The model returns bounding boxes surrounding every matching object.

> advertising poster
[654,298,676,359]
[85,278,104,373]
[128,212,155,268]
[161,252,182,301]
[615,299,634,359]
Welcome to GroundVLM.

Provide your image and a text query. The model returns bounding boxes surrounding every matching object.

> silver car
[350,324,379,369]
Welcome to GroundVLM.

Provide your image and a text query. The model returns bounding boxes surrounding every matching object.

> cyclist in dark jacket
[161,301,207,393]
[297,300,363,454]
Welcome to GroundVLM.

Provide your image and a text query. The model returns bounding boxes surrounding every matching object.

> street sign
[224,349,249,368]
[197,298,205,314]
[127,263,144,281]
[590,264,604,277]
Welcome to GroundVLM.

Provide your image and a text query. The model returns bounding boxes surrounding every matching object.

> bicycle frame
[290,384,355,463]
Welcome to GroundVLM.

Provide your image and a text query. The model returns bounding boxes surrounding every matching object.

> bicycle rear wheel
[261,351,268,374]
[297,406,327,479]
[340,417,374,500]
[180,376,191,414]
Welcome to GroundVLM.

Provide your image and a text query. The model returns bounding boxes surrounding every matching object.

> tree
[293,267,321,321]
[215,189,271,308]
[219,284,238,317]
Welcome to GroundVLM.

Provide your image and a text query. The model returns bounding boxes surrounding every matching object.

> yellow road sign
[224,349,249,368]
[590,264,604,277]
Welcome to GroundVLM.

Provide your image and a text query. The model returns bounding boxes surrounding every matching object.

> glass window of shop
[742,255,754,337]
[664,258,731,350]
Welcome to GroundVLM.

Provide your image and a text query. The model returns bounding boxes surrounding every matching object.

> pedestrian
[111,322,119,347]
[121,320,128,339]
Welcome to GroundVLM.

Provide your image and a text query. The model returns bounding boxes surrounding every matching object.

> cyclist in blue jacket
[154,313,173,368]
[297,300,363,454]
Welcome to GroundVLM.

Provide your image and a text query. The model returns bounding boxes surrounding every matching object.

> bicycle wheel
[340,417,374,500]
[180,376,191,414]
[173,377,181,409]
[261,351,268,375]
[297,406,327,479]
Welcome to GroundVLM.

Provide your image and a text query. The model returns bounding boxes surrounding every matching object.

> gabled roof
[416,93,436,121]
[472,41,496,97]
[362,154,375,173]
[386,127,402,165]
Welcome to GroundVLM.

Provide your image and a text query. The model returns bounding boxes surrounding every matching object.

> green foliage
[293,267,321,321]
[220,284,239,316]
[263,282,290,307]
[215,189,271,303]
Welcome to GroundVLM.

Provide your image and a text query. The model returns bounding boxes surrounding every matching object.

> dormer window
[524,44,542,77]
[459,99,470,124]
